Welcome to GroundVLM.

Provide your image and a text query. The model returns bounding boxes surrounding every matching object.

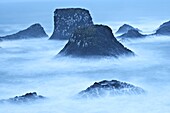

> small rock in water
[78,80,145,98]
[0,92,45,104]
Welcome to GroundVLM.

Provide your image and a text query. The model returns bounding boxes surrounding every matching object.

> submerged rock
[118,29,146,39]
[116,24,141,34]
[0,92,45,104]
[58,25,134,57]
[79,80,145,98]
[49,8,93,40]
[155,20,170,35]
[0,23,48,40]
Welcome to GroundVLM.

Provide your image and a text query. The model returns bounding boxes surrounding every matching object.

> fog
[0,34,170,113]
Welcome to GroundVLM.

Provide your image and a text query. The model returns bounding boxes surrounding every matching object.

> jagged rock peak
[0,92,45,104]
[155,20,170,35]
[0,23,48,40]
[116,24,141,34]
[49,8,94,40]
[78,80,145,98]
[58,25,134,57]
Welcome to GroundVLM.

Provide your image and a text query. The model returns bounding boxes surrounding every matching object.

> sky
[0,0,170,35]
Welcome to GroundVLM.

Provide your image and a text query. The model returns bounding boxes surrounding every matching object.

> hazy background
[0,0,170,36]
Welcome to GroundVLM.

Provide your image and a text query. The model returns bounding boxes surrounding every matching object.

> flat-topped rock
[0,23,48,40]
[58,25,134,57]
[0,92,45,104]
[49,8,93,40]
[79,80,145,98]
[118,29,146,39]
[155,20,170,35]
[116,24,141,34]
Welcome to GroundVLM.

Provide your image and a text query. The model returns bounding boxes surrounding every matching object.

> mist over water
[0,35,170,113]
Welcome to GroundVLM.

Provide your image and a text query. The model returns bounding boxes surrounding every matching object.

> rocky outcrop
[0,92,45,104]
[58,25,134,57]
[155,20,170,35]
[49,8,93,40]
[0,23,48,40]
[118,29,146,39]
[116,24,141,34]
[79,80,145,98]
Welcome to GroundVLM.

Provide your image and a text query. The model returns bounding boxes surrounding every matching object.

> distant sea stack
[116,24,141,34]
[155,20,170,35]
[118,29,146,39]
[0,23,48,40]
[49,8,93,40]
[0,92,45,104]
[58,25,134,57]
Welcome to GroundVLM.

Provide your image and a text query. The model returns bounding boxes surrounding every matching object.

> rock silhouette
[155,20,170,35]
[118,29,146,39]
[116,24,141,34]
[0,23,48,40]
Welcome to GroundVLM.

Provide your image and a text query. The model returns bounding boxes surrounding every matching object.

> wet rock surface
[50,8,93,40]
[0,23,48,40]
[116,24,141,34]
[155,20,170,35]
[0,92,45,104]
[79,80,145,98]
[58,25,134,57]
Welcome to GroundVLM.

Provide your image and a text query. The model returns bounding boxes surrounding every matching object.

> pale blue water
[0,36,170,113]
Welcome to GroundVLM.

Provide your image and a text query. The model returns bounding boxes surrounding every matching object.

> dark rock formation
[79,80,145,98]
[49,8,93,40]
[155,20,170,35]
[118,29,146,39]
[116,24,141,34]
[58,25,134,57]
[0,23,48,40]
[0,92,45,104]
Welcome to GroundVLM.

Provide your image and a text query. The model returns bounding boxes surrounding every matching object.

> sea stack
[155,20,170,35]
[49,8,93,40]
[116,24,141,34]
[58,25,134,57]
[79,80,145,98]
[0,92,45,104]
[0,23,48,40]
[118,29,146,39]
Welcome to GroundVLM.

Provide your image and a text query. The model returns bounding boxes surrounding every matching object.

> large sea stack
[155,20,170,35]
[49,8,93,40]
[0,23,48,40]
[58,25,134,57]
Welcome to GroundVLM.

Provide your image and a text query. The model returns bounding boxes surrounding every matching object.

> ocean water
[0,36,170,113]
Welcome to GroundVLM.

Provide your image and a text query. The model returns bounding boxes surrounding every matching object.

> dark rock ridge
[0,92,45,104]
[58,25,134,57]
[79,80,145,98]
[116,24,141,34]
[0,23,48,40]
[155,20,170,35]
[49,8,93,40]
[118,29,146,39]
